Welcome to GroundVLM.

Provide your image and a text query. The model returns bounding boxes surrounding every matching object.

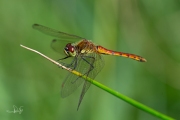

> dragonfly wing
[61,57,89,98]
[77,80,91,110]
[61,71,84,98]
[85,53,105,80]
[61,52,104,99]
[76,52,105,110]
[33,24,85,40]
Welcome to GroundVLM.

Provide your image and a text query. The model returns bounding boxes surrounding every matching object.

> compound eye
[64,43,76,56]
[65,43,74,52]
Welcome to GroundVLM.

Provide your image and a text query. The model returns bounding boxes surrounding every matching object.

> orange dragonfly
[33,24,146,110]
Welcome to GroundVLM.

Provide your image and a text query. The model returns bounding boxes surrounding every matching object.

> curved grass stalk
[20,44,175,120]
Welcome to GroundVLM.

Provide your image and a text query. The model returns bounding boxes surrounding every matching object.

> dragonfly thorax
[64,43,77,57]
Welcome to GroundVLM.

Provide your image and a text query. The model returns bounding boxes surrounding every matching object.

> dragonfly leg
[57,56,70,61]
[81,56,95,71]
[56,56,77,68]
[71,56,78,70]
[56,56,70,68]
[77,56,95,78]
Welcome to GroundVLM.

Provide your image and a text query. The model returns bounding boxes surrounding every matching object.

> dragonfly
[32,24,146,110]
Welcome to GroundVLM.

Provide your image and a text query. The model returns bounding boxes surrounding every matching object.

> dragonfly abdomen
[97,46,146,62]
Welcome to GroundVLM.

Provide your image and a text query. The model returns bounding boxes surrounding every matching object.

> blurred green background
[0,0,180,120]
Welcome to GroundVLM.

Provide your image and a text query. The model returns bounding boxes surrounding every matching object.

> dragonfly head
[64,43,76,57]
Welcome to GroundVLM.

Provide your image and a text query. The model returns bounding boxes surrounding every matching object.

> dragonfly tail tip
[140,58,147,62]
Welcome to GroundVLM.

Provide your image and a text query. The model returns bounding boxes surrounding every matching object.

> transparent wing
[61,52,104,98]
[61,56,89,98]
[61,51,104,109]
[33,24,85,54]
[32,24,85,40]
[76,53,104,110]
